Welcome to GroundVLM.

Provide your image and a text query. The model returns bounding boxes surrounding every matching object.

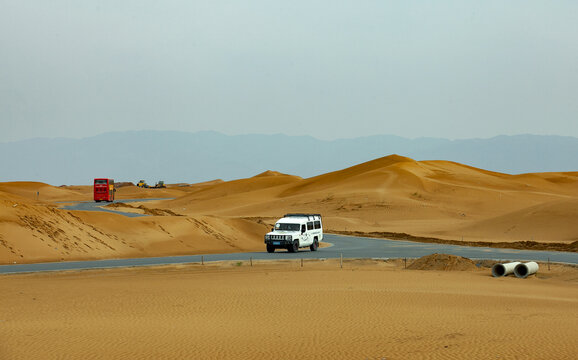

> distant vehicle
[264,214,323,253]
[94,178,115,202]
[136,180,165,189]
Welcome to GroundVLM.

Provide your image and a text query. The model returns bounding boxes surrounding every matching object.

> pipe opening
[514,262,538,278]
[491,262,521,277]
[516,265,528,277]
[492,264,506,277]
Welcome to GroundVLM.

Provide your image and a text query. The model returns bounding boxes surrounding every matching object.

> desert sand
[1,258,577,359]
[1,155,577,264]
[1,156,578,359]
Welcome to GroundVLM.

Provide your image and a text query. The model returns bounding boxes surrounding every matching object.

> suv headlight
[265,235,270,240]
[285,235,292,241]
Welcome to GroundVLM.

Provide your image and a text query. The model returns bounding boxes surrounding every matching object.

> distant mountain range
[1,131,577,185]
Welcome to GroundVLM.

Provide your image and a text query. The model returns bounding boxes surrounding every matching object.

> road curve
[4,199,575,274]
[60,198,172,217]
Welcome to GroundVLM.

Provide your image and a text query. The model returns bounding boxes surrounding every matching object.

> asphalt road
[2,199,575,274]
[1,234,577,274]
[60,198,171,217]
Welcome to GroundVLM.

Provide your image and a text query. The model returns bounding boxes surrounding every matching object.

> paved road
[1,234,576,274]
[3,199,574,274]
[60,198,171,217]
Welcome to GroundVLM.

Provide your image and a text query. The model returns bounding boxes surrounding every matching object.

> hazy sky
[1,1,577,142]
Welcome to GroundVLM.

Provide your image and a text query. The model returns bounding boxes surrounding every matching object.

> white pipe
[514,262,539,278]
[491,262,521,277]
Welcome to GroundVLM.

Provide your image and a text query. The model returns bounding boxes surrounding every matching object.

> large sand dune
[1,155,577,264]
[160,155,578,244]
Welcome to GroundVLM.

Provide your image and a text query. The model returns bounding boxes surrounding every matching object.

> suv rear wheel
[310,238,319,251]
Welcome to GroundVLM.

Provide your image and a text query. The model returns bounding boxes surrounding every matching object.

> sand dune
[0,190,268,264]
[1,155,577,264]
[0,182,87,202]
[453,198,578,242]
[170,171,301,204]
[157,155,577,243]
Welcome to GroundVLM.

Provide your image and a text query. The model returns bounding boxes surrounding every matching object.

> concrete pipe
[491,262,521,277]
[514,262,539,279]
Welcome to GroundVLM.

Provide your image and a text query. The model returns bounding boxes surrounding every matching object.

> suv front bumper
[265,239,294,246]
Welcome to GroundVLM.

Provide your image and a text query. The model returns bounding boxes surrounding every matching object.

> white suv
[264,214,323,253]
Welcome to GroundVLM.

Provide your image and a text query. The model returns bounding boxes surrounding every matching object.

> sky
[1,1,577,143]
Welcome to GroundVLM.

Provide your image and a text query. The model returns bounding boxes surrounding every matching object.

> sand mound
[253,170,291,177]
[106,202,181,216]
[190,179,225,186]
[278,154,418,197]
[169,172,301,205]
[115,182,134,188]
[0,181,87,202]
[407,253,479,271]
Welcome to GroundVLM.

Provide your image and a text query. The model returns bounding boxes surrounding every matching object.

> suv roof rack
[284,213,322,219]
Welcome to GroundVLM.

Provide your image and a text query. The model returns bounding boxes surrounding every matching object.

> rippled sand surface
[1,259,577,359]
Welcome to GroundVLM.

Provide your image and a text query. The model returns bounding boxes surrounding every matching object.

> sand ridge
[0,192,269,263]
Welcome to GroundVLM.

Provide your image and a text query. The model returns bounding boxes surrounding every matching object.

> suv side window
[307,222,313,230]
[314,221,321,229]
[301,224,306,233]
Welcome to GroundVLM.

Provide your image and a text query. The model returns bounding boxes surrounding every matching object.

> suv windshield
[275,223,300,231]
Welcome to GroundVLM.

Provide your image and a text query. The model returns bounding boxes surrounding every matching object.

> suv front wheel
[288,240,299,253]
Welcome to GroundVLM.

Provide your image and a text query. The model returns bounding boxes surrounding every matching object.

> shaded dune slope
[161,155,578,244]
